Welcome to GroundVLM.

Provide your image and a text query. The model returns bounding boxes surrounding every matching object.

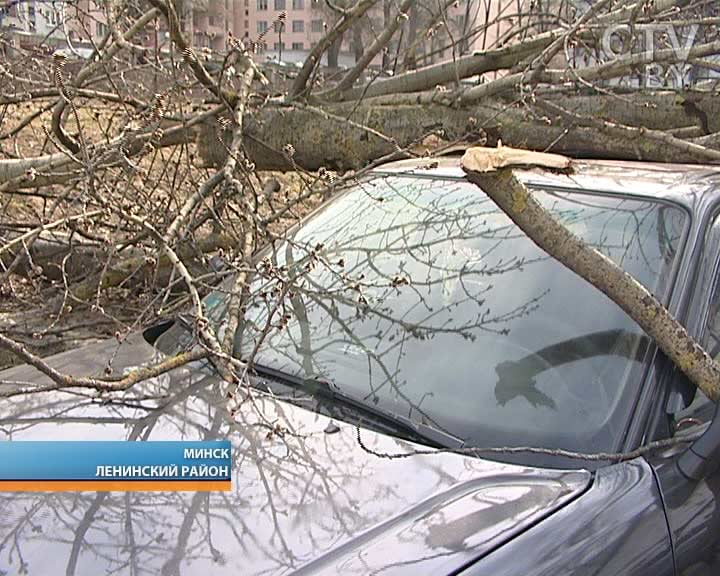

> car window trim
[655,198,720,438]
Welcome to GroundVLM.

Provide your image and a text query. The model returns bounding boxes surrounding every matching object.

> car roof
[372,156,720,209]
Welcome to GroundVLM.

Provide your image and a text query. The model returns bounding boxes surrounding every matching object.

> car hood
[0,334,591,576]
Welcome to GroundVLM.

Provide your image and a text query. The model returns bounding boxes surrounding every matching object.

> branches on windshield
[463,145,720,402]
[1,0,719,467]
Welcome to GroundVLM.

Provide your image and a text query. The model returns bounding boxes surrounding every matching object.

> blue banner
[0,441,231,482]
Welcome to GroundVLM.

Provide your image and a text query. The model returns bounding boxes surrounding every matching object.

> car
[2,157,720,575]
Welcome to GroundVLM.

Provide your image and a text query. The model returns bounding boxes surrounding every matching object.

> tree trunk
[382,0,392,70]
[401,3,419,70]
[194,93,720,172]
[352,23,363,63]
[327,36,342,69]
[5,90,720,189]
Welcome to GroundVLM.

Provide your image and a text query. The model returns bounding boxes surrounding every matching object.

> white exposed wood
[461,146,572,173]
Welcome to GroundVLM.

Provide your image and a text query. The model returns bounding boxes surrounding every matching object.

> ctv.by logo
[600,23,700,88]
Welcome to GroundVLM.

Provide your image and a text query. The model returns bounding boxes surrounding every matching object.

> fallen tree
[2,0,720,407]
[3,1,720,185]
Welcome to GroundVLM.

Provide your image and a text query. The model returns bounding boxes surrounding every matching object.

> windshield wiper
[172,316,464,450]
[250,362,465,450]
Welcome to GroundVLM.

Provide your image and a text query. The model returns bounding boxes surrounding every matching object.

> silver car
[1,158,719,575]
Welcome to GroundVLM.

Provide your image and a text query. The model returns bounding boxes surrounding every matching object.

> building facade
[1,0,69,51]
[1,0,510,69]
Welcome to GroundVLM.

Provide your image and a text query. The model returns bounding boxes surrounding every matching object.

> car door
[650,207,720,576]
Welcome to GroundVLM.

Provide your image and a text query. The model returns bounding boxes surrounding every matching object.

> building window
[292,20,303,32]
[311,19,323,33]
[257,0,268,10]
[273,19,283,32]
[257,20,268,33]
[273,41,285,50]
[274,0,286,10]
[27,5,36,31]
[96,21,107,37]
[292,0,303,9]
[208,15,215,26]
[291,41,303,50]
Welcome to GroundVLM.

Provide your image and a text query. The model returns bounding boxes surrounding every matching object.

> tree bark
[5,90,720,189]
[328,35,342,69]
[194,94,720,171]
[462,146,720,401]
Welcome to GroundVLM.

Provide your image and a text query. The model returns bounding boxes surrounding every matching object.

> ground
[0,101,327,369]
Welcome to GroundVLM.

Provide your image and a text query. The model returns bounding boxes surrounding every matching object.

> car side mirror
[142,319,175,345]
[677,400,720,480]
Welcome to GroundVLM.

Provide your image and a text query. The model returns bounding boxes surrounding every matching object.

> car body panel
[460,457,674,576]
[648,192,720,576]
[651,451,720,576]
[294,474,586,575]
[376,157,720,208]
[0,335,590,576]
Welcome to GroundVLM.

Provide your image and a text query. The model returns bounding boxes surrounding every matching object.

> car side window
[705,295,720,361]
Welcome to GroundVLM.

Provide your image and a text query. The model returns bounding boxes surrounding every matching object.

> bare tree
[1,0,720,420]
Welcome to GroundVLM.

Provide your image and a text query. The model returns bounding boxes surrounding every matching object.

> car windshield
[197,174,686,455]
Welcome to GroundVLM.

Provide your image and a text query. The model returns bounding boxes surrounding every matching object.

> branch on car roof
[462,145,720,402]
[534,98,720,164]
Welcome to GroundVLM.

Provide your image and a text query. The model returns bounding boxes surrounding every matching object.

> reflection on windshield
[228,175,684,454]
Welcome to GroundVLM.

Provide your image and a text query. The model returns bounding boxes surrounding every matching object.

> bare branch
[288,0,378,101]
[462,146,720,401]
[327,0,414,97]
